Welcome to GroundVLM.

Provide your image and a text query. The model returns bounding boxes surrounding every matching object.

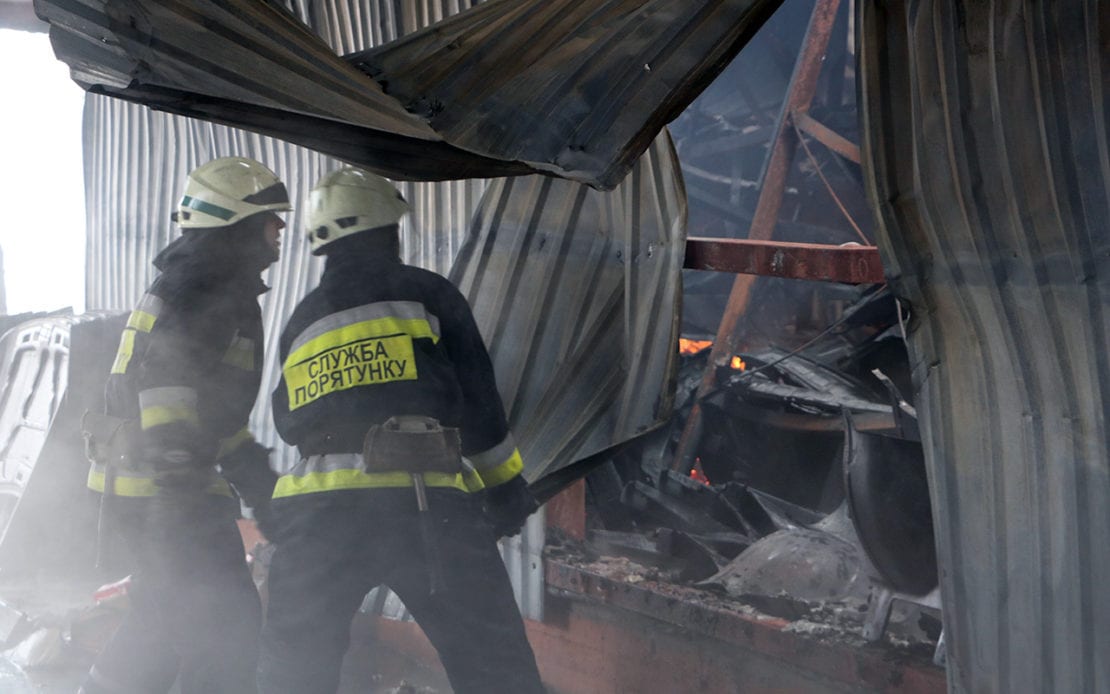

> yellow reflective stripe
[222,335,255,371]
[215,427,253,460]
[110,329,136,374]
[285,317,437,368]
[272,468,483,499]
[112,296,163,375]
[477,448,524,487]
[87,468,232,497]
[140,404,200,430]
[126,310,157,333]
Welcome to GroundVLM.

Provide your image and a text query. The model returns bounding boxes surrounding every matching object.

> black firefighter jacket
[89,229,271,498]
[270,234,524,501]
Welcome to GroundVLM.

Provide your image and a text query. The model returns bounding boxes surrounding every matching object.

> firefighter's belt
[82,411,138,467]
[362,416,463,475]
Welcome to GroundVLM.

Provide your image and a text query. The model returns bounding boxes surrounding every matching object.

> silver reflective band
[289,453,364,476]
[467,433,517,471]
[135,293,164,316]
[138,386,198,410]
[289,301,441,355]
[290,452,480,477]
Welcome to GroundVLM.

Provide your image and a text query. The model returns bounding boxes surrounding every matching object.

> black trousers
[258,489,544,694]
[83,494,261,694]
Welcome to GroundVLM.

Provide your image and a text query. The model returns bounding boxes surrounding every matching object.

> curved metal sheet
[36,0,782,188]
[350,0,783,188]
[36,0,433,137]
[451,131,687,480]
[859,1,1110,691]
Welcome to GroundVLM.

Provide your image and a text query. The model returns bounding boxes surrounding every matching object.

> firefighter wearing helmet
[81,157,289,694]
[258,167,545,694]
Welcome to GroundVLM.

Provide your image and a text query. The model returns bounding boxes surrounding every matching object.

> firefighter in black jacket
[258,168,544,694]
[81,157,289,694]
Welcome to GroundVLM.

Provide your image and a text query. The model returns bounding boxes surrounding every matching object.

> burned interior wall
[859,2,1110,692]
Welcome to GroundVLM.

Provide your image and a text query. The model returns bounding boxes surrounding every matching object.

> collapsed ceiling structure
[36,0,781,188]
[22,0,1110,692]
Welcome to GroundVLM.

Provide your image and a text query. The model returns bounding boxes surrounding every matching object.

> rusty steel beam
[684,237,883,283]
[792,110,861,164]
[672,0,844,473]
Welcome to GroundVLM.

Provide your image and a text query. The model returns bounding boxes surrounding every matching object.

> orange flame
[730,356,746,370]
[679,338,712,355]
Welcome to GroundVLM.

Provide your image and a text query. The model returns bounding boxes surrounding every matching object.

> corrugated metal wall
[859,1,1110,692]
[452,133,686,480]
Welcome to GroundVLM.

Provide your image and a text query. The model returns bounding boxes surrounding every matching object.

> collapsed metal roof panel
[349,0,782,188]
[37,0,434,136]
[38,0,530,181]
[36,0,781,189]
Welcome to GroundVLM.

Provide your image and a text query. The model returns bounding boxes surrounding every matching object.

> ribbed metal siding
[305,0,483,55]
[859,2,1110,692]
[451,132,686,480]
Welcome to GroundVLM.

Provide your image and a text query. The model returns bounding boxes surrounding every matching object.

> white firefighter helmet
[306,167,410,254]
[175,157,291,229]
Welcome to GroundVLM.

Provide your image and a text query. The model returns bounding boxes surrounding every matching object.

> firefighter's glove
[482,476,539,539]
[220,442,288,543]
[220,441,278,510]
[251,501,292,545]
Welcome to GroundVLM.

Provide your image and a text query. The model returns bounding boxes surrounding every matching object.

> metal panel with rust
[859,1,1110,691]
[683,237,883,284]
